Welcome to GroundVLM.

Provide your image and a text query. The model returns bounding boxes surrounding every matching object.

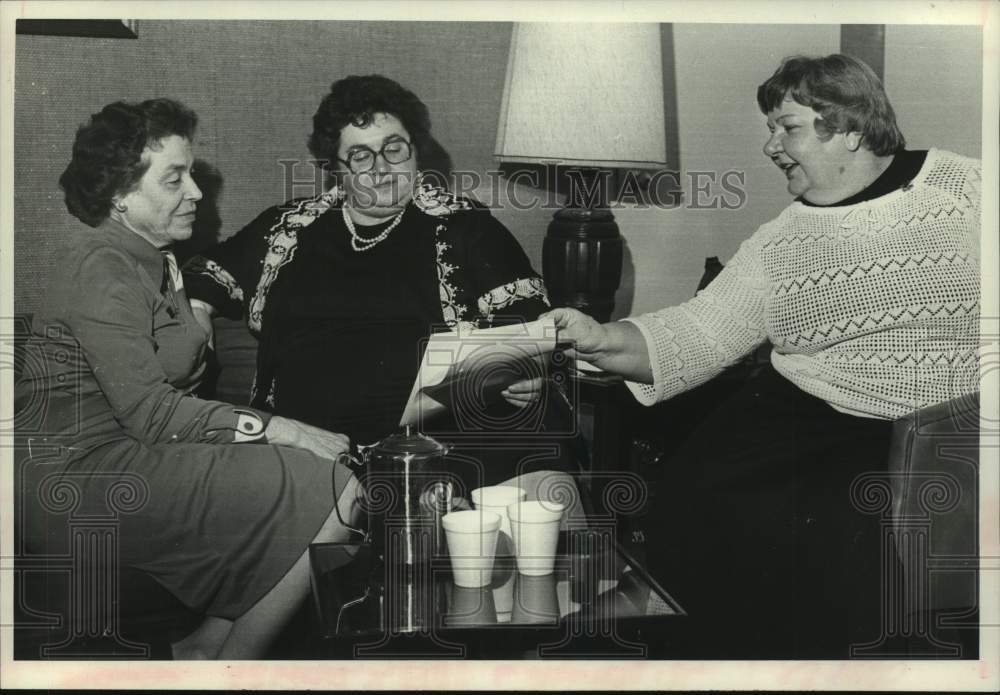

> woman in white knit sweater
[538,54,981,657]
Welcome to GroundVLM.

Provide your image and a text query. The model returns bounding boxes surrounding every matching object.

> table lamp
[495,23,667,322]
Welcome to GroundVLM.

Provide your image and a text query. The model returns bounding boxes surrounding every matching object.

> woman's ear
[844,131,864,152]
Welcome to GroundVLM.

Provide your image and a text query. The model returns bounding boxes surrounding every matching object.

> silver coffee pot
[341,426,454,567]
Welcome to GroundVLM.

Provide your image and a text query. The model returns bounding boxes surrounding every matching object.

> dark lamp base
[542,206,623,324]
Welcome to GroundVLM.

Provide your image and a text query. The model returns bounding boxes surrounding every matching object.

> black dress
[184,184,576,494]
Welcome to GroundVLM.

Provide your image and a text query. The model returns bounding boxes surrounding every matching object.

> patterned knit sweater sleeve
[623,236,770,405]
[622,148,981,419]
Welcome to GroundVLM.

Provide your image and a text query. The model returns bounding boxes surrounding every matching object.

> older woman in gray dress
[15,98,360,659]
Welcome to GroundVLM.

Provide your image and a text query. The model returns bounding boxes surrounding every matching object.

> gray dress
[15,219,352,619]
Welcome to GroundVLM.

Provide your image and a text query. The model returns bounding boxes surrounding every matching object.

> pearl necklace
[342,203,405,252]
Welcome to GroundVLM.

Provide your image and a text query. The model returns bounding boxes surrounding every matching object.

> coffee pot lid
[370,426,449,457]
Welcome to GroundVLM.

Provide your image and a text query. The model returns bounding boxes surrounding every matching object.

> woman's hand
[264,416,350,461]
[189,299,216,350]
[502,376,544,408]
[542,307,654,383]
[544,308,611,363]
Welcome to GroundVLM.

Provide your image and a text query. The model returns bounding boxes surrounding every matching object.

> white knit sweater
[626,148,981,420]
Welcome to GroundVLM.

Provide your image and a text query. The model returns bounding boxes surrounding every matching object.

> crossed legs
[172,474,362,659]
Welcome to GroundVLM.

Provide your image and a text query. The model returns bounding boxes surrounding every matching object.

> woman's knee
[313,473,363,543]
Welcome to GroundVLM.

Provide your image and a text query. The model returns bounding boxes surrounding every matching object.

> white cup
[471,486,526,543]
[442,509,501,588]
[507,500,565,576]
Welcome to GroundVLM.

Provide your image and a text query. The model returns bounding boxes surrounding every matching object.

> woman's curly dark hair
[59,98,198,227]
[308,75,439,174]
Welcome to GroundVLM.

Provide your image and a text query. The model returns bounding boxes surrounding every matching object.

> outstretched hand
[542,307,611,363]
[541,307,653,383]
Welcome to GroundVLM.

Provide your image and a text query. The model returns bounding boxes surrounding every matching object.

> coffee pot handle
[335,452,363,469]
[333,452,372,543]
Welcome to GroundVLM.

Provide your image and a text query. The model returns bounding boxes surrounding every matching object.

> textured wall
[613,23,841,317]
[884,24,983,155]
[14,20,513,313]
[615,23,983,319]
[14,21,985,320]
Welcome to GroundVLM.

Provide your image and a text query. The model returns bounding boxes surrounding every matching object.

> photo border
[1,0,997,691]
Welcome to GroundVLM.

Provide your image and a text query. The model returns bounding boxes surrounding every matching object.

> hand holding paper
[399,318,559,427]
[500,376,545,408]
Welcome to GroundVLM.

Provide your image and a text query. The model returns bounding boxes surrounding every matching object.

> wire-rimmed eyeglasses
[337,138,413,174]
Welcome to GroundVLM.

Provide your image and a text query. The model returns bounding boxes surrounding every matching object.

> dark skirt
[18,436,354,621]
[645,365,894,657]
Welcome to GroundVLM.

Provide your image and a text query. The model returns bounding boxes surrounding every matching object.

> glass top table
[308,528,684,659]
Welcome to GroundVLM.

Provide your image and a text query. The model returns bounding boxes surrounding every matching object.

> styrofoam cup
[507,500,565,576]
[471,485,526,541]
[442,509,501,588]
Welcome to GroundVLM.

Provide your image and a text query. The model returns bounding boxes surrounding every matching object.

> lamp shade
[495,23,667,169]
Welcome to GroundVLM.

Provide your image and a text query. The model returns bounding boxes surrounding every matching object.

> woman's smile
[776,160,799,178]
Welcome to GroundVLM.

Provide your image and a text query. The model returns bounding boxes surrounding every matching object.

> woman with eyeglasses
[183,75,581,509]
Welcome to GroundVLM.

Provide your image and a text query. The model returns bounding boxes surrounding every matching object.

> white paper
[399,317,559,427]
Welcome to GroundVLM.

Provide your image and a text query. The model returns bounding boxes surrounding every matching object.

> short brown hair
[756,54,905,156]
[60,98,198,227]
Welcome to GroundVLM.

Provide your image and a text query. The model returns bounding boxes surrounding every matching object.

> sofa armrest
[886,393,979,613]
